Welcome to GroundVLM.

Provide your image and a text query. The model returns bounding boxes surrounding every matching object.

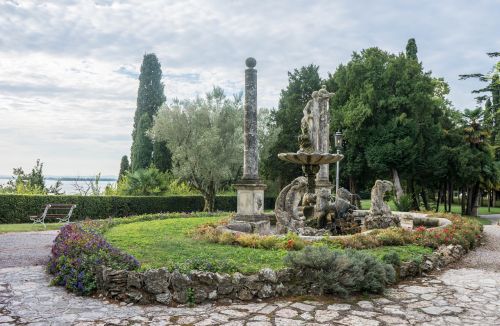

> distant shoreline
[0,176,117,182]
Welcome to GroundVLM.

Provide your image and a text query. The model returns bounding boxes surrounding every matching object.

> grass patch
[104,214,439,274]
[104,214,287,273]
[0,222,63,233]
[360,245,432,262]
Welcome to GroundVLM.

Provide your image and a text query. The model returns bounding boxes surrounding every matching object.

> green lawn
[104,215,287,273]
[104,215,433,274]
[0,222,63,233]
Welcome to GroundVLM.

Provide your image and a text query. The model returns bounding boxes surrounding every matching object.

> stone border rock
[94,244,466,306]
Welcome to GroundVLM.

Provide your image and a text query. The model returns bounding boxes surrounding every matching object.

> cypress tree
[118,155,130,181]
[131,114,154,171]
[130,53,166,171]
[152,141,172,173]
[406,38,418,60]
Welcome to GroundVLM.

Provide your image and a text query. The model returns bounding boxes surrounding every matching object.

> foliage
[151,87,243,211]
[326,40,444,199]
[0,194,275,224]
[192,221,307,251]
[72,173,102,196]
[131,114,154,171]
[262,65,322,187]
[131,53,166,172]
[395,194,413,212]
[3,159,62,195]
[413,218,439,228]
[284,246,395,295]
[323,213,483,251]
[120,167,169,196]
[118,155,129,182]
[47,222,139,295]
[152,140,172,173]
[382,251,401,268]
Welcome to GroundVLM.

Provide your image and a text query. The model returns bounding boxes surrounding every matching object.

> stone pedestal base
[227,182,269,234]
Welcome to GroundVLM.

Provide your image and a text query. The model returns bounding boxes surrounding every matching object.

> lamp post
[335,131,343,197]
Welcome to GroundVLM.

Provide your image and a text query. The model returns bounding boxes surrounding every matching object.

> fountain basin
[278,152,344,165]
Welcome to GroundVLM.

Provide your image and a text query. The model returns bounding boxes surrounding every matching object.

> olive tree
[151,87,243,211]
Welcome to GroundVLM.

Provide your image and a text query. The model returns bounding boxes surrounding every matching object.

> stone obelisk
[229,58,269,234]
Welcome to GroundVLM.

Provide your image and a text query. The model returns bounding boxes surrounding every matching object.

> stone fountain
[275,87,365,236]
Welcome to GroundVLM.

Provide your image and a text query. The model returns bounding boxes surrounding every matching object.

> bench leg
[31,219,46,228]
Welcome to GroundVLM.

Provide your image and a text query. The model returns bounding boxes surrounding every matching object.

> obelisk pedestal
[229,57,269,235]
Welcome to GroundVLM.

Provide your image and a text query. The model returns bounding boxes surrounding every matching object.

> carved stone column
[313,86,333,214]
[229,58,269,235]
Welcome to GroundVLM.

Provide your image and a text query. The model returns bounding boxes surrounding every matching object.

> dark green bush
[413,218,440,228]
[395,194,413,212]
[0,194,275,223]
[285,246,395,295]
[382,251,401,268]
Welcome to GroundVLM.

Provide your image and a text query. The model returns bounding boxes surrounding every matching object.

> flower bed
[194,213,482,252]
[47,222,140,295]
[47,212,481,306]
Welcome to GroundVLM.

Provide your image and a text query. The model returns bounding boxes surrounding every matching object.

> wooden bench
[29,204,77,227]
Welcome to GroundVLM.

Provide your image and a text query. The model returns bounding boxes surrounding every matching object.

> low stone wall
[95,244,466,306]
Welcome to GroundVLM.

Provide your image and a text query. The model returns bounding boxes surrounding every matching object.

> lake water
[0,178,116,195]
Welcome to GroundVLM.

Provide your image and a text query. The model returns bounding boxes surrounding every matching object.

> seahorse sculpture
[275,177,308,234]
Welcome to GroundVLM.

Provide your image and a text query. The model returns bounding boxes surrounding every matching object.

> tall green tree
[130,53,166,171]
[327,40,444,208]
[131,114,154,171]
[151,87,243,211]
[262,65,322,187]
[460,52,500,146]
[152,141,172,172]
[405,38,418,60]
[118,155,130,181]
[460,52,500,209]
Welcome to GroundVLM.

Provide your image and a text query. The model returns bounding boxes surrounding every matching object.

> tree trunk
[470,183,480,217]
[349,176,356,194]
[421,189,430,211]
[409,179,419,211]
[461,186,466,215]
[203,192,216,212]
[488,189,492,213]
[392,169,404,203]
[448,182,453,213]
[436,186,441,213]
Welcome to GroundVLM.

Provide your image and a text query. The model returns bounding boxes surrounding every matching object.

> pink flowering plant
[47,222,139,295]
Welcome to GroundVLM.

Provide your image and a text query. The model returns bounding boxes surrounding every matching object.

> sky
[0,0,499,177]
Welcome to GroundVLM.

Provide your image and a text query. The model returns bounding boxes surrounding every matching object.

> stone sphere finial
[246,57,257,68]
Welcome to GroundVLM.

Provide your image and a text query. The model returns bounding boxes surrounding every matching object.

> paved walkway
[0,227,499,325]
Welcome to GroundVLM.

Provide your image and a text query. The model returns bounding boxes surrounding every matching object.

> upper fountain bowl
[278,152,344,165]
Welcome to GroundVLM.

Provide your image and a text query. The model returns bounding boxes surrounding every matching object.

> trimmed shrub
[192,221,308,251]
[413,218,440,228]
[0,194,275,223]
[47,222,139,295]
[285,246,395,295]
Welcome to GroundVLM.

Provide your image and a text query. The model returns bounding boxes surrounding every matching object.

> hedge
[0,194,276,224]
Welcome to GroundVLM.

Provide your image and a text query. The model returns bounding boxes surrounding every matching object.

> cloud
[0,0,498,176]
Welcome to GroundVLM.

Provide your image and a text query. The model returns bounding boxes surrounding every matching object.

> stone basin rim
[278,152,344,165]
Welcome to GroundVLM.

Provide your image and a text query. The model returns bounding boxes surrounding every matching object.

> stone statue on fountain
[275,86,362,236]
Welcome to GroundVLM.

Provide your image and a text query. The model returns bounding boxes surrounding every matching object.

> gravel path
[0,226,499,325]
[0,230,58,268]
[459,225,500,271]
